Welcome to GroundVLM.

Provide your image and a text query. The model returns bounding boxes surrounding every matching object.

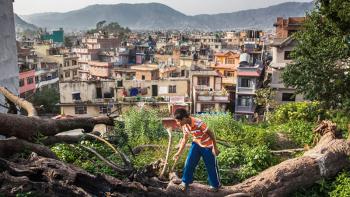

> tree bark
[0,154,165,197]
[0,86,37,117]
[0,113,114,141]
[0,139,57,159]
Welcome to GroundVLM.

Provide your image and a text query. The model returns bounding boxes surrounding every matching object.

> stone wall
[0,0,19,113]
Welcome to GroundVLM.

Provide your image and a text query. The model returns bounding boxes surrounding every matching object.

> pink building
[19,70,36,98]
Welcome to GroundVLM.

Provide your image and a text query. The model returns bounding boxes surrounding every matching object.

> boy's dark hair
[174,108,189,120]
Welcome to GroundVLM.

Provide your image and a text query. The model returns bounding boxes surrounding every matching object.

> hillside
[21,2,314,31]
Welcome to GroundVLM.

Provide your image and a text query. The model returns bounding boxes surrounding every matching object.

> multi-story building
[274,17,305,38]
[190,69,230,113]
[41,28,64,45]
[88,61,113,79]
[82,34,120,50]
[17,45,38,98]
[59,80,117,116]
[235,53,265,120]
[270,17,306,105]
[34,43,79,82]
[35,61,59,90]
[131,64,159,81]
[59,78,191,117]
[212,51,240,87]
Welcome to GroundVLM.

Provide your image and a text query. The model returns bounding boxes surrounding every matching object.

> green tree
[282,4,350,109]
[255,88,276,121]
[30,88,60,114]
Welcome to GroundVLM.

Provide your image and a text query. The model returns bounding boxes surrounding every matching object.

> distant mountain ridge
[20,2,314,31]
[14,14,38,32]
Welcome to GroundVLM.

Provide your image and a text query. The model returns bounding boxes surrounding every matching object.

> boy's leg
[201,147,221,188]
[182,142,201,185]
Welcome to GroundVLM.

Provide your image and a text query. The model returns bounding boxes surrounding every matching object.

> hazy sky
[14,0,312,15]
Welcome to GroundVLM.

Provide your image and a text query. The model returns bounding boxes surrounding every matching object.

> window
[227,58,235,64]
[282,93,296,102]
[65,71,70,78]
[110,88,115,98]
[238,96,252,107]
[73,70,78,76]
[117,80,123,87]
[96,87,102,99]
[99,105,111,114]
[72,92,81,101]
[168,85,176,93]
[19,79,24,87]
[240,78,251,88]
[72,60,77,66]
[198,77,210,86]
[142,75,145,80]
[224,71,234,77]
[75,105,87,114]
[27,77,34,84]
[284,51,292,60]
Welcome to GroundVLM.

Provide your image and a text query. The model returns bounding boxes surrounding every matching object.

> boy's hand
[173,152,180,161]
[212,146,220,156]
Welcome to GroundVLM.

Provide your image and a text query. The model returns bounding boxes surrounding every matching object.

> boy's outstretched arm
[173,132,189,161]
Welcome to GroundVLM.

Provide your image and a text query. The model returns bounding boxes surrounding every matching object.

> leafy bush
[198,113,277,148]
[330,171,350,197]
[292,171,350,197]
[271,120,315,146]
[121,108,167,146]
[271,102,323,124]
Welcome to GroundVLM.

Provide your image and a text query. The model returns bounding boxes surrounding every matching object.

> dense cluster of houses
[16,17,306,120]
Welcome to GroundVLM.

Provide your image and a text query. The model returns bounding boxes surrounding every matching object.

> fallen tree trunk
[165,120,350,197]
[0,113,114,141]
[0,86,37,117]
[0,139,57,159]
[0,153,165,197]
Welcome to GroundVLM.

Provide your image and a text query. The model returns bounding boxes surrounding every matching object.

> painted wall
[19,70,36,94]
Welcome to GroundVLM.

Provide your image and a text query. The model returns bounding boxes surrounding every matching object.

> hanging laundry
[129,88,139,96]
[140,88,148,95]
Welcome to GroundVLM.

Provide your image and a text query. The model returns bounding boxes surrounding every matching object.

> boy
[173,108,221,192]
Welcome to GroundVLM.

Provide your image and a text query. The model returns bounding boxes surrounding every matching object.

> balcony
[237,87,255,94]
[122,96,171,103]
[194,85,212,91]
[196,91,229,102]
[222,77,235,84]
[235,105,255,113]
[36,77,59,89]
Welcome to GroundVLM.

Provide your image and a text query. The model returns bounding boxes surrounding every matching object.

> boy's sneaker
[178,182,189,192]
[208,185,221,192]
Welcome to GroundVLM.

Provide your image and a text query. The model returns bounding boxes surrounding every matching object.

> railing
[222,77,235,84]
[194,85,212,91]
[122,96,171,103]
[235,106,255,113]
[197,95,229,102]
[237,87,255,94]
[36,78,59,88]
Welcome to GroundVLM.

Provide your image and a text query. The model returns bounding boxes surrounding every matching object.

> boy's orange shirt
[182,117,213,148]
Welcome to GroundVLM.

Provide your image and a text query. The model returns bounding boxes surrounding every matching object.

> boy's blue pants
[182,142,221,188]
